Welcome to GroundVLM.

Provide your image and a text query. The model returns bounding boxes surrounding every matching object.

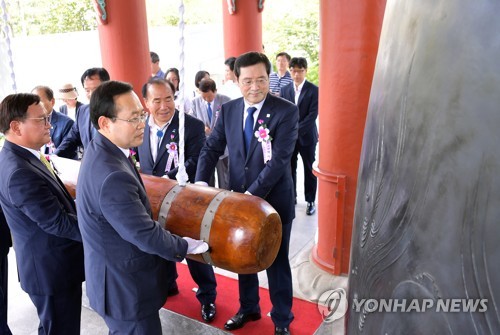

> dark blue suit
[0,206,12,335]
[0,140,84,335]
[137,111,217,306]
[46,110,77,159]
[281,80,319,202]
[138,111,205,181]
[195,94,299,328]
[76,133,189,332]
[54,104,95,159]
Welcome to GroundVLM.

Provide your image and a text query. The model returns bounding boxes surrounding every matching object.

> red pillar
[221,0,263,58]
[95,0,150,102]
[313,0,386,275]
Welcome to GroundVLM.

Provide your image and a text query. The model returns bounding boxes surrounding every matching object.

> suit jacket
[76,133,188,320]
[280,80,319,147]
[54,104,94,159]
[137,111,205,182]
[195,94,299,224]
[192,94,231,160]
[48,109,77,158]
[0,140,83,295]
[191,94,231,130]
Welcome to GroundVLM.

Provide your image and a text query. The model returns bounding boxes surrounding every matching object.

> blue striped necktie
[207,102,213,123]
[244,107,257,154]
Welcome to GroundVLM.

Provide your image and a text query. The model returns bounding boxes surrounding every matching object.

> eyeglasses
[25,116,50,126]
[113,114,147,125]
[241,78,268,87]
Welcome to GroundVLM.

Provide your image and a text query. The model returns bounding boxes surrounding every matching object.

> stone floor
[6,158,348,334]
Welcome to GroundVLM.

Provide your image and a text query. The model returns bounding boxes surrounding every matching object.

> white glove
[161,174,170,179]
[182,237,209,254]
[195,181,209,186]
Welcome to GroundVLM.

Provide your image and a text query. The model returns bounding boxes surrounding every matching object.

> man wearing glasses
[269,52,293,96]
[0,93,84,334]
[76,81,208,334]
[196,52,299,335]
[280,57,319,216]
[32,85,77,159]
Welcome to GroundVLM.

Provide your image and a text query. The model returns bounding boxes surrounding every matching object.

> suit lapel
[211,96,223,129]
[210,98,217,129]
[297,81,309,107]
[97,134,145,189]
[288,84,296,102]
[230,100,246,160]
[6,142,74,201]
[50,112,57,139]
[143,119,154,165]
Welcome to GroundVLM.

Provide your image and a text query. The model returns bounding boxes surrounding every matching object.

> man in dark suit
[195,52,299,335]
[54,67,110,159]
[76,80,208,334]
[137,77,218,323]
[32,85,77,158]
[0,93,84,335]
[0,206,12,335]
[280,57,319,215]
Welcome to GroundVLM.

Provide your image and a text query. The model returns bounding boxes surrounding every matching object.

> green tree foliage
[146,0,221,26]
[5,0,320,85]
[6,0,96,36]
[42,1,96,34]
[145,0,320,86]
[263,0,319,85]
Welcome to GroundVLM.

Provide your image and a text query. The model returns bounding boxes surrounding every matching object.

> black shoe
[224,312,261,330]
[275,327,291,335]
[306,202,316,215]
[167,285,179,297]
[201,303,216,323]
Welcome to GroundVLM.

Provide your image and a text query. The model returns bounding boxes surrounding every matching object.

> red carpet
[163,263,323,334]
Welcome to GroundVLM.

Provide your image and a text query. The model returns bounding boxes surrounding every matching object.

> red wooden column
[313,0,386,275]
[221,0,263,58]
[94,0,150,101]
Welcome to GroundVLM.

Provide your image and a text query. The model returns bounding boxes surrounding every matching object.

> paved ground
[6,156,347,334]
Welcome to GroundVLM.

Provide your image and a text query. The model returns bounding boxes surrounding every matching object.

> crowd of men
[0,50,318,335]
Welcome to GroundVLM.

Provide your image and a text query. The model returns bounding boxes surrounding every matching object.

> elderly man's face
[145,82,176,126]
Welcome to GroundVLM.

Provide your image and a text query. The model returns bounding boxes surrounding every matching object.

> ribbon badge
[165,133,179,173]
[254,119,273,163]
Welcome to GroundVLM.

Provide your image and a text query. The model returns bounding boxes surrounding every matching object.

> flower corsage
[129,149,140,169]
[254,119,273,163]
[165,133,179,173]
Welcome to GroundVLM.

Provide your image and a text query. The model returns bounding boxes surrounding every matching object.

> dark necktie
[207,102,213,123]
[244,107,257,154]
